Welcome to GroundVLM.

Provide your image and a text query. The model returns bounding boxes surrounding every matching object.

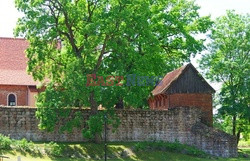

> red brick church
[0,37,39,106]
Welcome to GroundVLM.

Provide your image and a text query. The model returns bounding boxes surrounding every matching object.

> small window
[8,94,16,106]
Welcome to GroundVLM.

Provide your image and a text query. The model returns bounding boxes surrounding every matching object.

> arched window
[8,94,16,106]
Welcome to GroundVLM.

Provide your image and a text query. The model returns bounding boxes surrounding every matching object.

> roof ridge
[0,69,28,71]
[151,63,215,96]
[156,64,188,95]
[0,37,25,40]
[164,63,189,76]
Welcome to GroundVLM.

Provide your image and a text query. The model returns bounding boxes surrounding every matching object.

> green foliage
[82,114,104,140]
[0,134,38,155]
[44,142,63,157]
[13,138,35,153]
[15,0,212,140]
[0,134,12,150]
[59,111,83,133]
[133,141,208,158]
[200,10,250,141]
[0,136,249,161]
[82,110,120,140]
[0,134,61,157]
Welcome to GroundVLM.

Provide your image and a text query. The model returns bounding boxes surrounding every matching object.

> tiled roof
[0,37,37,86]
[152,63,215,95]
[0,70,37,86]
[152,64,187,96]
[0,37,28,70]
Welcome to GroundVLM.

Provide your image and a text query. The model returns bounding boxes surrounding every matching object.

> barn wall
[0,85,28,106]
[148,94,169,110]
[149,93,213,126]
[168,93,213,126]
[0,106,237,157]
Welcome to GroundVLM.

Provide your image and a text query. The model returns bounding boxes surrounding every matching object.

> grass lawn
[1,142,249,161]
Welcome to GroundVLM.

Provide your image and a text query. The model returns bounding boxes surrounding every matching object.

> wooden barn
[148,63,215,126]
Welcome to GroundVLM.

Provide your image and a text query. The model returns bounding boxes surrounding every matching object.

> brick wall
[149,93,213,126]
[169,93,213,126]
[0,85,28,106]
[0,106,237,157]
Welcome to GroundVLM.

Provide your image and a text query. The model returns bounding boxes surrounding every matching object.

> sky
[1,0,249,38]
[0,0,249,90]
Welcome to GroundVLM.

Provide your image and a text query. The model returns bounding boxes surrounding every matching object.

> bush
[0,134,39,154]
[0,134,65,157]
[134,141,148,151]
[0,134,12,150]
[133,141,208,158]
[13,138,35,153]
[44,142,63,157]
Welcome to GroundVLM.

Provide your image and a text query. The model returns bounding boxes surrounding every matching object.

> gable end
[165,64,215,94]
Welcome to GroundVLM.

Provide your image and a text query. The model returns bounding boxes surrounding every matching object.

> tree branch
[50,0,82,58]
[93,35,109,73]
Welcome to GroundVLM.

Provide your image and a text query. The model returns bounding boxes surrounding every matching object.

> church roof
[0,37,37,86]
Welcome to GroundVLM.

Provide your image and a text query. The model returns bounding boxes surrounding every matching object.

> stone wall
[0,107,87,142]
[169,93,213,126]
[0,106,237,157]
[149,93,213,126]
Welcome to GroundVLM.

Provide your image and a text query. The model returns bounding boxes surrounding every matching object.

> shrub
[134,141,148,151]
[13,138,35,153]
[0,134,12,150]
[0,134,40,154]
[44,142,63,157]
[132,141,208,158]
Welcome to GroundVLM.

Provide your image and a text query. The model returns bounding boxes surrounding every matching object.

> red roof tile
[152,64,187,96]
[0,37,37,86]
[0,37,29,70]
[0,70,37,86]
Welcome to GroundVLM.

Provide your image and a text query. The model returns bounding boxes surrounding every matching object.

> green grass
[1,142,250,161]
[239,140,250,148]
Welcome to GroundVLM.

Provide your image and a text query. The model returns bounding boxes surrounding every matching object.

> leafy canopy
[15,0,212,138]
[200,10,250,140]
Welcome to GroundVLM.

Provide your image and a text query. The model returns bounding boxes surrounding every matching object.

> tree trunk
[115,98,124,109]
[232,115,237,136]
[236,129,241,145]
[89,91,101,143]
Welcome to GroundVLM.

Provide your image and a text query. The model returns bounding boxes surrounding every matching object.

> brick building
[0,37,215,125]
[148,63,215,126]
[0,37,38,106]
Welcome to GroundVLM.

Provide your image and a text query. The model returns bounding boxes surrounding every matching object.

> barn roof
[0,37,37,86]
[152,63,215,96]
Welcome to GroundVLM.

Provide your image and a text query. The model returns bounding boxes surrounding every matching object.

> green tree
[15,0,212,142]
[200,10,250,143]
